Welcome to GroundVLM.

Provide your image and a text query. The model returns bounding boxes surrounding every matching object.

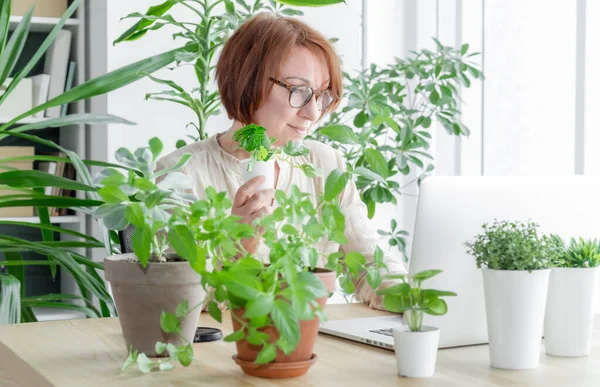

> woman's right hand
[232,176,275,255]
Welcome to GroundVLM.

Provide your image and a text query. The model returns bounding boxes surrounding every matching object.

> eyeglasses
[269,77,336,111]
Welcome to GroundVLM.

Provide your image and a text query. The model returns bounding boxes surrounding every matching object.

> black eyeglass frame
[268,77,336,111]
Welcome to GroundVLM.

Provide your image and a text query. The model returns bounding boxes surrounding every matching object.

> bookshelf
[1,2,89,321]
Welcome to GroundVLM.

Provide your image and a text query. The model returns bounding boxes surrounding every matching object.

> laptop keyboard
[369,328,394,337]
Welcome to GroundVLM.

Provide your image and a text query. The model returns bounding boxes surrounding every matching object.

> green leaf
[113,0,178,44]
[299,163,321,178]
[245,293,275,319]
[159,362,174,371]
[318,125,359,144]
[154,153,192,178]
[148,137,163,161]
[425,298,448,316]
[367,269,382,289]
[175,300,189,318]
[160,311,180,333]
[461,43,469,55]
[168,225,197,262]
[373,245,384,265]
[0,7,32,92]
[221,272,263,300]
[125,203,145,227]
[131,226,152,267]
[0,170,94,191]
[383,294,411,313]
[345,252,366,274]
[353,111,368,128]
[324,170,350,201]
[353,166,386,184]
[177,344,193,367]
[155,341,167,355]
[136,353,155,373]
[208,301,222,323]
[297,271,327,298]
[376,283,410,296]
[223,329,245,342]
[363,149,389,178]
[121,346,138,372]
[272,299,300,355]
[255,343,277,364]
[412,269,443,282]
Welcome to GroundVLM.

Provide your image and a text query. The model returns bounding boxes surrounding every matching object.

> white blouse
[157,133,407,309]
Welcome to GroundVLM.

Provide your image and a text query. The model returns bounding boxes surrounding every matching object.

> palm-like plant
[0,0,197,322]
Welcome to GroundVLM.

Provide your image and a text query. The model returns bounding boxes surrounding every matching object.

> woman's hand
[232,176,275,254]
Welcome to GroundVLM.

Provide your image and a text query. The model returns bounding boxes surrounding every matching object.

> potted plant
[465,219,560,369]
[204,170,386,378]
[233,124,321,191]
[93,137,218,358]
[544,236,600,357]
[376,270,456,378]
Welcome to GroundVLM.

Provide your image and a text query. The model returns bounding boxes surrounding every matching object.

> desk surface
[0,304,599,387]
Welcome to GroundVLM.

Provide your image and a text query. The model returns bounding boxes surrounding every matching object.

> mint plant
[465,220,560,271]
[376,270,456,332]
[548,235,600,268]
[203,171,387,364]
[233,124,321,178]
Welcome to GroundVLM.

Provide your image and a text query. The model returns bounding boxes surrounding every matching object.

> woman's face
[253,45,330,146]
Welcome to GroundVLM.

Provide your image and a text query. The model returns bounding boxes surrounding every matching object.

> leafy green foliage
[376,270,456,332]
[465,220,559,271]
[311,39,483,259]
[115,0,306,145]
[233,124,321,177]
[548,235,600,268]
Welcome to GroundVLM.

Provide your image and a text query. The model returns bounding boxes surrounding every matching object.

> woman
[157,13,406,309]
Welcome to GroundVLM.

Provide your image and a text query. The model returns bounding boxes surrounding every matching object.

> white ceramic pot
[392,325,440,378]
[240,158,275,192]
[482,268,550,369]
[544,266,600,357]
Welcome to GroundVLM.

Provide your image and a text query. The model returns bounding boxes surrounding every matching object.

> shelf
[9,16,79,33]
[0,216,80,224]
[0,116,45,125]
[32,307,86,322]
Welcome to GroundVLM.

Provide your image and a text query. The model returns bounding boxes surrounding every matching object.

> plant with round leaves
[233,124,321,177]
[376,270,456,332]
[548,235,600,269]
[464,219,559,271]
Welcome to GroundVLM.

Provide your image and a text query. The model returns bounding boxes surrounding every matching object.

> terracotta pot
[104,253,206,356]
[231,268,335,377]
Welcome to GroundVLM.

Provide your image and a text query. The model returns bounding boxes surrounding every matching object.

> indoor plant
[233,124,321,191]
[376,269,456,378]
[544,236,600,357]
[465,219,560,369]
[92,137,215,358]
[204,170,386,377]
[0,0,191,322]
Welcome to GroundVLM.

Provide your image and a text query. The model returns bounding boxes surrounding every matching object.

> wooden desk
[0,304,599,386]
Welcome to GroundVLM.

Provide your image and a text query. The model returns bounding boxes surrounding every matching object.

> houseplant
[203,170,386,377]
[465,219,560,369]
[0,0,195,322]
[544,236,600,357]
[376,269,456,378]
[233,124,321,191]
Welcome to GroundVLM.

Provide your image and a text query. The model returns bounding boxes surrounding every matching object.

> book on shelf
[0,146,34,217]
[0,77,33,117]
[10,0,68,18]
[43,29,71,118]
[60,61,76,116]
[30,74,50,117]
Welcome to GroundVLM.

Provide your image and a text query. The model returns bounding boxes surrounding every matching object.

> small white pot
[240,158,275,192]
[392,325,440,378]
[544,266,600,357]
[482,268,550,369]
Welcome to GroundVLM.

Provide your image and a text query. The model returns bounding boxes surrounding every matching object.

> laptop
[319,176,600,350]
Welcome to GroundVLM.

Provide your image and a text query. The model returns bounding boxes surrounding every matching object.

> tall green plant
[0,0,198,321]
[313,40,483,259]
[113,0,341,146]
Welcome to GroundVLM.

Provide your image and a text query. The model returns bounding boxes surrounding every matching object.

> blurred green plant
[548,235,600,268]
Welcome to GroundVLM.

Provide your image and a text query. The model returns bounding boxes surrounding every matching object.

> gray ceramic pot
[104,253,206,356]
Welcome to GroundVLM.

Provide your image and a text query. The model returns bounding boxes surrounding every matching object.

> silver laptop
[319,176,600,350]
